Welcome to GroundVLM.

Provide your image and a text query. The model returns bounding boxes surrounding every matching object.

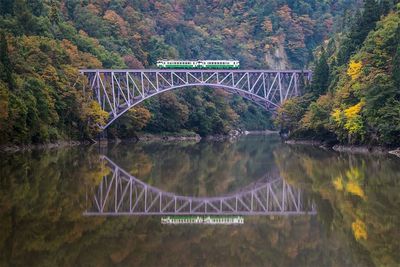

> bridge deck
[80,69,312,73]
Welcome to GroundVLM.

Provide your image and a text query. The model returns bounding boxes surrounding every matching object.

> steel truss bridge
[84,156,316,216]
[79,69,312,129]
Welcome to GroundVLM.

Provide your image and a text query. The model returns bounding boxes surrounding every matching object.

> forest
[0,0,398,147]
[276,0,400,147]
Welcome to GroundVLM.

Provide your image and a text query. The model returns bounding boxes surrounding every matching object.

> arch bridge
[84,156,316,216]
[79,69,312,129]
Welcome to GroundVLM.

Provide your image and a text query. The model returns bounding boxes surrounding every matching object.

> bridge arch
[85,156,316,216]
[80,69,311,129]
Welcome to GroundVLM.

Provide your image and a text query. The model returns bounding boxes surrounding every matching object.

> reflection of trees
[106,135,281,197]
[3,139,398,266]
[274,145,400,266]
[0,148,108,266]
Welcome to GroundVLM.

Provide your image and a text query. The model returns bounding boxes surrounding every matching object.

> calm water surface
[0,135,399,266]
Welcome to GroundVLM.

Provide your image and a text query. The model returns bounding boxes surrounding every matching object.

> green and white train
[156,60,240,69]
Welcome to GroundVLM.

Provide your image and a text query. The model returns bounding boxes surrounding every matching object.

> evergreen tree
[393,27,400,87]
[49,0,60,25]
[337,0,381,65]
[379,0,392,16]
[0,0,14,15]
[27,0,44,16]
[353,0,380,43]
[0,32,13,90]
[14,0,34,33]
[310,48,329,96]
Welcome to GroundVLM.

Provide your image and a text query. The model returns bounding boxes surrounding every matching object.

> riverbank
[285,139,400,158]
[0,129,279,153]
[135,129,278,143]
[136,132,201,142]
[0,140,88,153]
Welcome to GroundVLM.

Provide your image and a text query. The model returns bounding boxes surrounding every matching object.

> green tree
[49,0,60,25]
[392,27,400,87]
[310,48,329,96]
[13,0,34,33]
[337,0,381,65]
[0,32,14,90]
[0,0,13,15]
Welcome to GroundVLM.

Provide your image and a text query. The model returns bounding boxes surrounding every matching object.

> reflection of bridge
[79,69,312,129]
[84,156,316,216]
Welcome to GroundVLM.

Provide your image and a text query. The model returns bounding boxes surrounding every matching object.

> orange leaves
[277,5,309,50]
[298,15,315,37]
[103,10,128,37]
[277,5,293,23]
[123,55,144,69]
[263,17,273,33]
[61,39,102,69]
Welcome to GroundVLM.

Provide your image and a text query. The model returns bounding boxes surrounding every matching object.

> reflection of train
[156,60,240,69]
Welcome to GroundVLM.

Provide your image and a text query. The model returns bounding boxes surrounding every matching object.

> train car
[156,60,197,69]
[156,60,239,69]
[197,60,239,69]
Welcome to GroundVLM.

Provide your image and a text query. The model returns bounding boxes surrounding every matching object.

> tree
[347,60,362,80]
[0,82,9,140]
[357,0,380,41]
[275,96,310,135]
[309,48,329,95]
[146,92,189,132]
[0,33,14,90]
[49,0,60,25]
[14,0,34,33]
[337,0,381,65]
[392,28,400,87]
[0,0,13,15]
[27,0,44,16]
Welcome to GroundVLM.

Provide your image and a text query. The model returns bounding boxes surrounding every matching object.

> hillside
[0,0,357,144]
[276,1,400,147]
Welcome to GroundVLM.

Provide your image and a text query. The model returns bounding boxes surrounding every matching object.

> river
[0,135,399,266]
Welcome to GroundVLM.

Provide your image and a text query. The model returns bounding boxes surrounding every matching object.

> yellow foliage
[346,181,365,198]
[127,106,151,130]
[344,102,363,119]
[333,175,344,191]
[352,219,367,240]
[347,60,362,80]
[344,102,364,135]
[331,108,343,124]
[345,167,362,181]
[82,101,109,135]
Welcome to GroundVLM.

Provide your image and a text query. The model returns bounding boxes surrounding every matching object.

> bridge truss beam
[80,69,312,129]
[84,156,316,216]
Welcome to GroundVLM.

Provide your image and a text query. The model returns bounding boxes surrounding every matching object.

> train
[156,60,240,69]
